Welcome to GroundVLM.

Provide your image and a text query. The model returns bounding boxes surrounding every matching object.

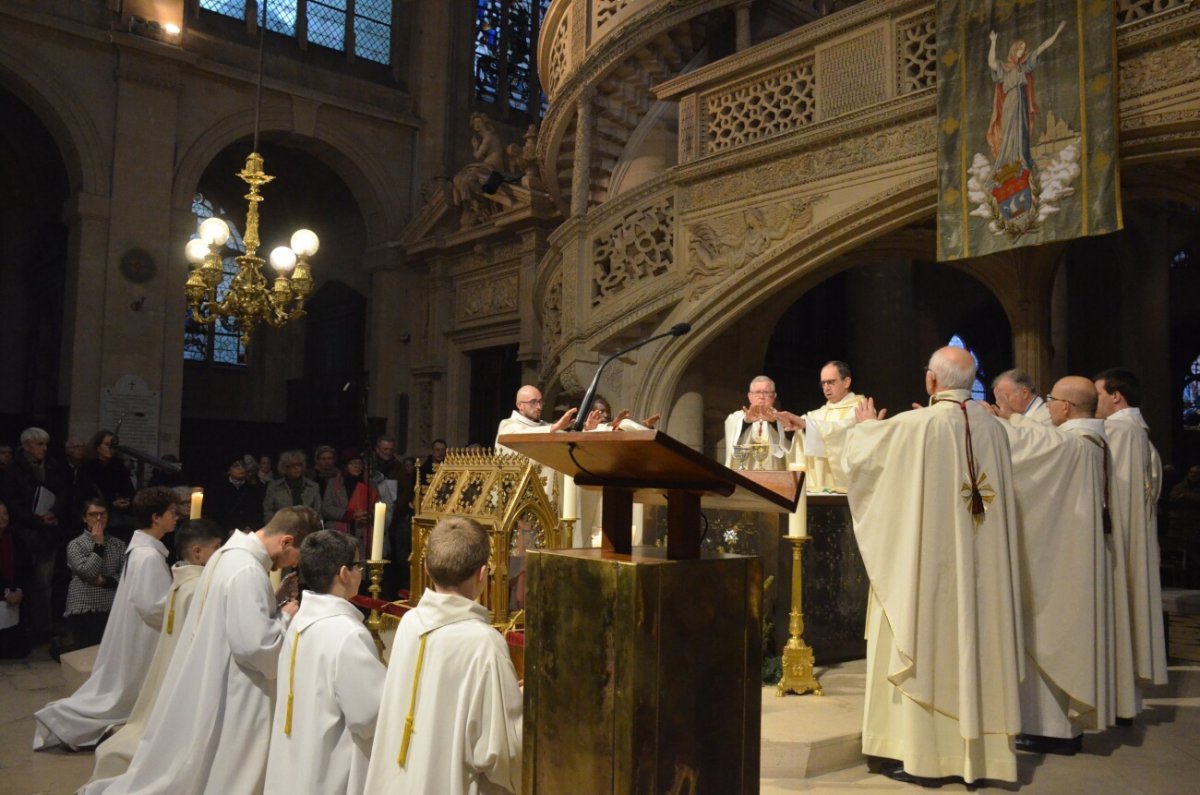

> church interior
[3,0,1200,792]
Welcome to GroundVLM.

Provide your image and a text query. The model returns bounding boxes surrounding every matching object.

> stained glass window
[948,334,987,401]
[199,1,392,67]
[1184,354,1200,430]
[185,194,248,367]
[474,0,551,116]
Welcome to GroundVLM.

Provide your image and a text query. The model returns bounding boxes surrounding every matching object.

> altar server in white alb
[998,376,1113,754]
[82,519,226,791]
[365,516,523,794]
[103,506,321,795]
[1095,368,1168,719]
[778,361,863,492]
[32,487,177,750]
[265,530,385,795]
[841,346,1023,785]
[723,375,793,470]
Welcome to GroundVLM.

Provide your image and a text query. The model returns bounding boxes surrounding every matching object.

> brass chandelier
[183,0,317,346]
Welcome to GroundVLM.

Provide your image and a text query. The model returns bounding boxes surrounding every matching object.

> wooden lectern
[500,430,800,795]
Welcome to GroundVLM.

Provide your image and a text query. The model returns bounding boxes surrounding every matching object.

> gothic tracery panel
[591,196,675,306]
[703,58,816,156]
[896,11,936,95]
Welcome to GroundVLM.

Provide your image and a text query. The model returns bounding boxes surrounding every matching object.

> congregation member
[33,487,177,750]
[83,430,136,541]
[1095,368,1169,719]
[841,346,1023,785]
[997,376,1114,754]
[371,434,404,481]
[83,519,226,791]
[723,376,792,470]
[365,516,523,794]
[207,456,266,534]
[59,498,125,654]
[992,368,1051,424]
[262,449,322,523]
[778,361,863,492]
[264,531,385,795]
[0,499,31,659]
[494,384,577,455]
[322,449,377,539]
[417,439,448,486]
[2,427,64,640]
[311,444,340,498]
[102,506,321,795]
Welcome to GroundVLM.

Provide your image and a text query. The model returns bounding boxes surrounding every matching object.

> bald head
[927,346,977,393]
[1048,376,1098,424]
[515,384,544,421]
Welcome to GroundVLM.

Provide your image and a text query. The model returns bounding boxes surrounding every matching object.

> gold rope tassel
[398,633,429,767]
[166,589,178,634]
[284,631,301,736]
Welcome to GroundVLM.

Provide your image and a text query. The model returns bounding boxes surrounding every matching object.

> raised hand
[583,408,604,431]
[551,407,579,432]
[775,410,805,432]
[641,413,662,429]
[855,397,883,423]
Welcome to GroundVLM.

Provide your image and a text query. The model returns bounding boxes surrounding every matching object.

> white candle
[190,490,203,520]
[632,503,644,546]
[371,502,387,560]
[562,475,578,521]
[788,488,808,538]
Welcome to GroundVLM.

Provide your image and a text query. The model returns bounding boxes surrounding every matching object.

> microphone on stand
[570,323,691,431]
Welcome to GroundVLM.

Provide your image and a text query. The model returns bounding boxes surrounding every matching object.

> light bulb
[269,246,297,273]
[199,217,230,247]
[185,238,209,265]
[290,229,319,258]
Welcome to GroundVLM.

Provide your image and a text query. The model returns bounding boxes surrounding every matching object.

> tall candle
[562,475,578,521]
[371,502,387,560]
[190,490,203,520]
[788,488,808,538]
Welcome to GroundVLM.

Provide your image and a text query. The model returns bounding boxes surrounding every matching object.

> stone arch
[0,46,108,197]
[171,108,398,249]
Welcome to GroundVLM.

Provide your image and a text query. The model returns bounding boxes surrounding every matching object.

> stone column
[735,1,753,52]
[570,88,595,217]
[61,191,112,441]
[668,372,705,453]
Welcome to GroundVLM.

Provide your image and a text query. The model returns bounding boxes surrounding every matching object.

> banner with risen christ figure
[936,0,1122,262]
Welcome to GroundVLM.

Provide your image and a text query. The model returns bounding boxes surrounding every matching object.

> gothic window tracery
[474,0,550,116]
[199,0,393,65]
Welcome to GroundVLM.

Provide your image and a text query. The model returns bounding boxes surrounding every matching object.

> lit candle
[562,475,578,522]
[371,502,386,560]
[190,490,203,520]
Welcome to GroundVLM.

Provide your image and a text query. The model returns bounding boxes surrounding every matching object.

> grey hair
[20,427,49,445]
[992,368,1036,393]
[277,449,307,473]
[928,349,976,390]
[749,375,776,391]
[313,444,336,459]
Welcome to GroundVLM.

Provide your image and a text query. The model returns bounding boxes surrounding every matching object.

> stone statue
[451,113,509,228]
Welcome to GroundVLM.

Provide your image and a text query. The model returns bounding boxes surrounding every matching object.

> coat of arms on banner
[936,1,1122,262]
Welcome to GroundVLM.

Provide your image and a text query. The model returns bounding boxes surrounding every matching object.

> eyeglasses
[518,398,544,406]
[1044,394,1077,406]
[819,379,842,387]
[346,560,365,570]
[748,390,776,396]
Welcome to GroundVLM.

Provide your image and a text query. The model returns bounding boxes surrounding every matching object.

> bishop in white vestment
[722,375,792,470]
[84,520,227,791]
[1096,369,1168,718]
[842,347,1023,784]
[265,531,385,795]
[365,517,522,794]
[1001,377,1113,749]
[33,493,177,751]
[103,507,320,795]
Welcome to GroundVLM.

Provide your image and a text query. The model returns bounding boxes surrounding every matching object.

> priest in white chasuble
[1095,368,1168,718]
[999,376,1113,754]
[992,368,1052,425]
[365,517,522,795]
[33,488,177,751]
[103,506,322,795]
[842,346,1023,785]
[722,375,793,470]
[778,361,863,492]
[84,520,226,791]
[265,531,385,795]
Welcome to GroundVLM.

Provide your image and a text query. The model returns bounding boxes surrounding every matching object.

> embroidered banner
[936,0,1122,261]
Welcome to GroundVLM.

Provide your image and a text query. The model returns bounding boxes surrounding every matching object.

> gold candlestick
[365,559,389,661]
[778,535,821,696]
